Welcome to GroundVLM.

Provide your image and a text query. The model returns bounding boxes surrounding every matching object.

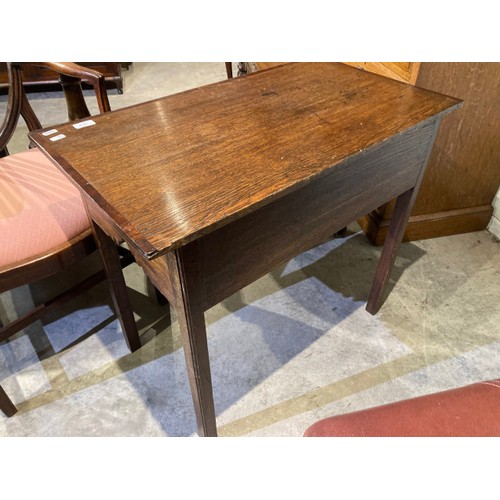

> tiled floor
[1,63,499,436]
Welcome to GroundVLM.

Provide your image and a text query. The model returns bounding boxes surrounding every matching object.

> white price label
[50,134,66,141]
[73,120,96,129]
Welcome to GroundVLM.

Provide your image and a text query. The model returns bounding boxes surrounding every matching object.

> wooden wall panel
[413,62,500,215]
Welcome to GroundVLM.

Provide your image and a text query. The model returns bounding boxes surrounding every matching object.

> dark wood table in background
[30,63,461,436]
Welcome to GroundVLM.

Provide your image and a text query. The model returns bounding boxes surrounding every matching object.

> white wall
[488,185,500,239]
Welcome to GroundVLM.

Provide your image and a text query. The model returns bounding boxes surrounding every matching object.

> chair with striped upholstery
[0,62,141,417]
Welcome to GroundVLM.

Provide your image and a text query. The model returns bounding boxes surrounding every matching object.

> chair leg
[0,385,17,417]
[91,222,141,353]
[225,62,233,79]
[0,250,135,344]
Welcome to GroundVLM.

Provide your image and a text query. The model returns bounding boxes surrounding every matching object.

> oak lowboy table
[30,63,461,436]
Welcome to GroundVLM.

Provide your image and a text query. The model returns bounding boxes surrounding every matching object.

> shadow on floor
[1,229,430,435]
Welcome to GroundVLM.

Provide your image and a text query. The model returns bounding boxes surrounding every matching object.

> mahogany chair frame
[0,62,140,417]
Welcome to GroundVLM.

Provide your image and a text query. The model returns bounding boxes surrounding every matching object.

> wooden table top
[30,62,461,259]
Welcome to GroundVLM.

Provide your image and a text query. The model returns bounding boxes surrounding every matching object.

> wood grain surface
[196,120,438,310]
[30,62,460,260]
[413,62,500,215]
[344,62,421,84]
[359,62,500,244]
[27,61,462,437]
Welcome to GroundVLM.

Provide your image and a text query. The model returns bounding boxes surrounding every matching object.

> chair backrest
[0,62,111,157]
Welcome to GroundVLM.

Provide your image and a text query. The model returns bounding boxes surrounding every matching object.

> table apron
[84,196,176,304]
[192,118,438,311]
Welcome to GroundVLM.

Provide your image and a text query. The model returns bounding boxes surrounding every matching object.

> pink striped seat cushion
[0,148,90,269]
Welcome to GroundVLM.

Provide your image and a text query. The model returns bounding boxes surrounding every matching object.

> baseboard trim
[359,205,494,246]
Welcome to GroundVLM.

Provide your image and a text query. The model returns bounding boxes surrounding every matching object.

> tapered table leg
[366,119,442,315]
[168,248,217,437]
[366,187,416,315]
[92,222,141,352]
[0,384,17,417]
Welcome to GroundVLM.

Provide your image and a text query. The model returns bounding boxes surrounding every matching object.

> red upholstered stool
[304,380,500,437]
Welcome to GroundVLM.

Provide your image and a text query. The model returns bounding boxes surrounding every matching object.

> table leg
[366,118,442,315]
[168,249,217,437]
[91,222,141,352]
[365,187,416,315]
[0,384,17,417]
